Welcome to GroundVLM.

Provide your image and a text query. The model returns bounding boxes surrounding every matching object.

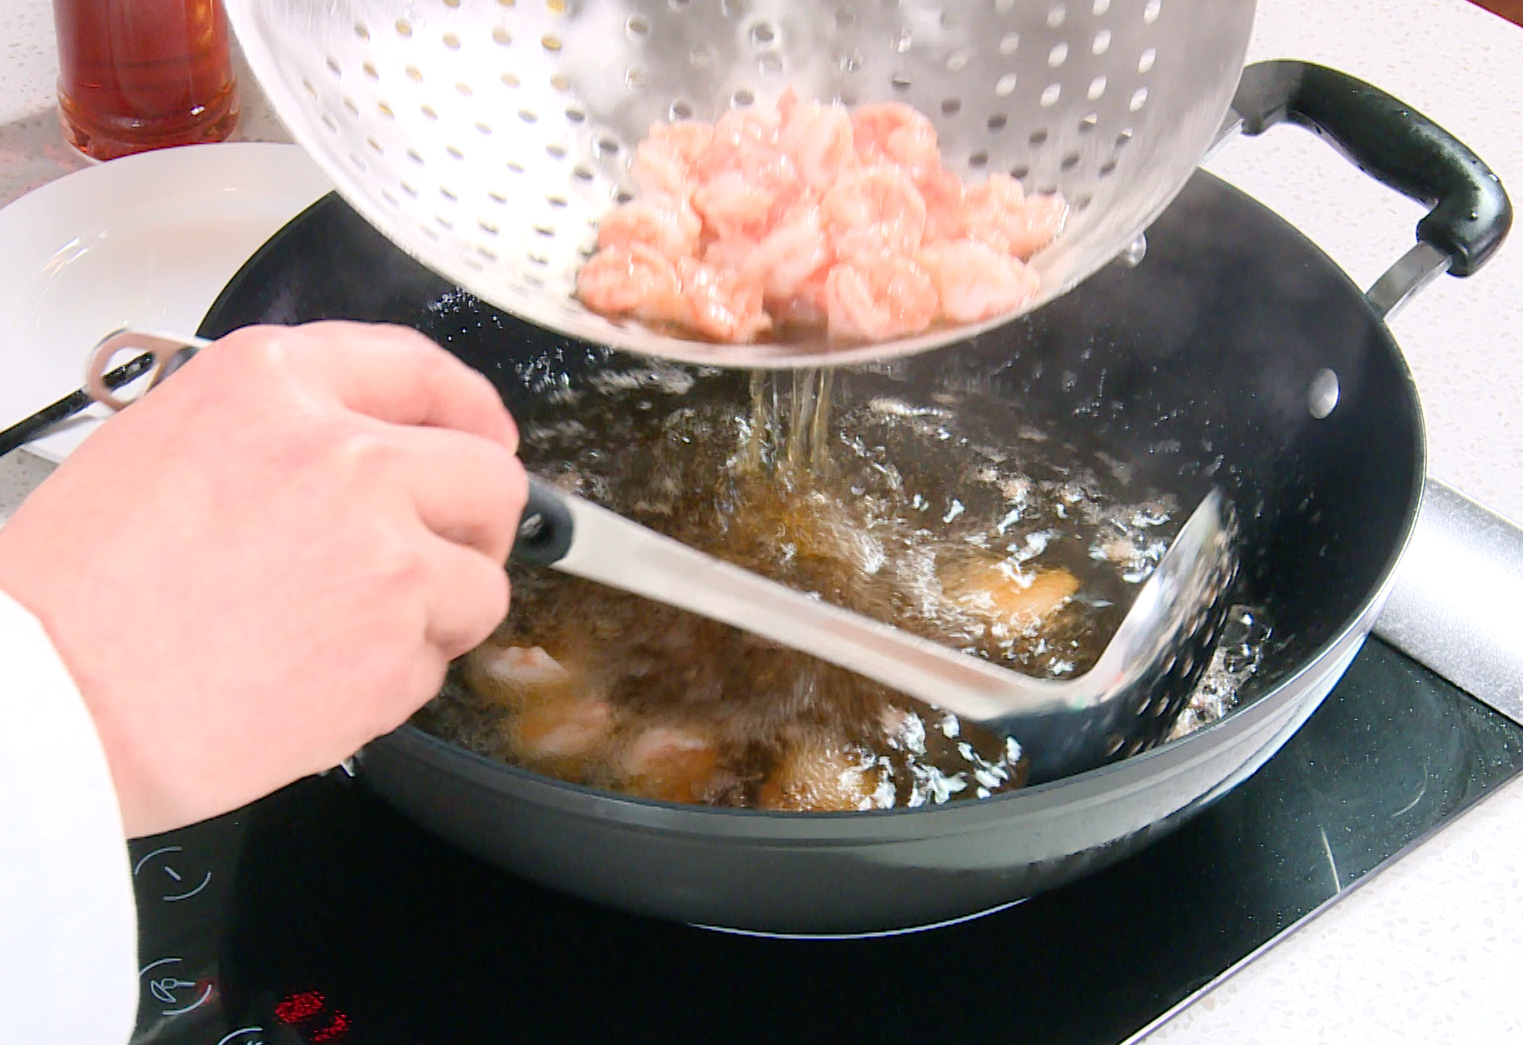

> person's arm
[0,321,527,837]
[0,590,136,1044]
[0,321,526,1045]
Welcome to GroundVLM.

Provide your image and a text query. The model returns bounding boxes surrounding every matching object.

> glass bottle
[53,0,240,162]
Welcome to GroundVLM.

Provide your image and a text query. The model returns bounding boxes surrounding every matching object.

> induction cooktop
[125,637,1523,1045]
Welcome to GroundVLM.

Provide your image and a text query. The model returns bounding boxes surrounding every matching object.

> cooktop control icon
[132,845,212,902]
[138,956,214,1017]
[214,1029,267,1045]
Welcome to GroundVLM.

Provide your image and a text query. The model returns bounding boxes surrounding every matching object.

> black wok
[199,64,1508,933]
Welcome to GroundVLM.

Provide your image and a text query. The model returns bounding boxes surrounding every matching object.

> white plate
[0,142,333,462]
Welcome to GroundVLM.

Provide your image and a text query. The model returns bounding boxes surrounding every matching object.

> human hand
[0,322,527,837]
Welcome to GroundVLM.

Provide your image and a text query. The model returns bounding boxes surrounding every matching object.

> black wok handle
[1232,61,1512,277]
[511,477,575,566]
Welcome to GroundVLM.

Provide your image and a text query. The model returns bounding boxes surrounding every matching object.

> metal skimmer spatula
[514,476,1238,782]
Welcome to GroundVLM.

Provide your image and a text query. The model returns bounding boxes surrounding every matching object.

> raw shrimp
[963,173,1068,260]
[850,102,940,172]
[770,266,831,329]
[917,168,967,242]
[578,90,1068,345]
[596,196,702,263]
[630,121,713,198]
[692,170,777,243]
[778,89,858,192]
[824,251,939,342]
[677,256,771,343]
[821,166,928,260]
[575,242,687,326]
[698,110,800,206]
[918,239,1041,323]
[740,202,832,303]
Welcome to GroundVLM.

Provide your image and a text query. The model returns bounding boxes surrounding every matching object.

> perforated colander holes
[747,17,785,78]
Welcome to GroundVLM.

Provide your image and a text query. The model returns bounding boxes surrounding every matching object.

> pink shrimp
[918,239,1040,323]
[778,92,858,192]
[769,266,831,328]
[697,111,780,180]
[824,251,939,342]
[963,174,1068,259]
[692,170,776,242]
[1009,192,1069,259]
[578,91,1064,344]
[697,110,802,220]
[917,167,967,243]
[596,196,702,262]
[850,102,941,172]
[649,121,714,165]
[575,241,686,325]
[821,166,928,260]
[630,121,713,198]
[741,202,832,303]
[677,256,771,343]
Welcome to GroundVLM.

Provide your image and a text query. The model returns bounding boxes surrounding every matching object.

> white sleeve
[0,590,138,1045]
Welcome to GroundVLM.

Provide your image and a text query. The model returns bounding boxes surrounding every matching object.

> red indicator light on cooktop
[275,991,325,1024]
[312,1011,352,1042]
[275,989,352,1042]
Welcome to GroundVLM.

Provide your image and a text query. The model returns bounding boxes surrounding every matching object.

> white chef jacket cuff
[0,589,138,1044]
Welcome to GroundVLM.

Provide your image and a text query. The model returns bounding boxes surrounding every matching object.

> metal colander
[227,0,1256,367]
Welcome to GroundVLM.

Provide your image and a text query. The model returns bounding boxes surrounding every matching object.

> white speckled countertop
[2,1,1522,1040]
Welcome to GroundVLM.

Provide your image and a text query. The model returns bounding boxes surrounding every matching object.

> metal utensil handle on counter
[83,330,209,410]
[0,349,154,457]
[0,330,209,458]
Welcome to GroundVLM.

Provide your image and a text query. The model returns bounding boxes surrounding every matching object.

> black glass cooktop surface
[126,639,1523,1045]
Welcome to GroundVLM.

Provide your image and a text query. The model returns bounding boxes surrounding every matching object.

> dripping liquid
[417,363,1268,810]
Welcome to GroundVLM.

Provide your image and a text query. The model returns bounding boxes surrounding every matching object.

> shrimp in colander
[577,89,1066,346]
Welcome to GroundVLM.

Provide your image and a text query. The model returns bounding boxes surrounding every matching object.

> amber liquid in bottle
[54,0,239,161]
